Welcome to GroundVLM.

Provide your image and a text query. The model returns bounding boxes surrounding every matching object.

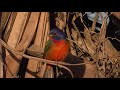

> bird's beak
[48,33,53,37]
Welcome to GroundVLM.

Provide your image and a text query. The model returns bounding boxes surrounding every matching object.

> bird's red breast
[44,39,70,61]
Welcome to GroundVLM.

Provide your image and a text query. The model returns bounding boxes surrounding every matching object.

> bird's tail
[46,64,52,70]
[44,64,54,78]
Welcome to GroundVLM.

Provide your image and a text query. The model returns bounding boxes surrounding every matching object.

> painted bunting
[43,28,70,70]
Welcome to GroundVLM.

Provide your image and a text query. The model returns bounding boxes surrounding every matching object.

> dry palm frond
[0,12,119,78]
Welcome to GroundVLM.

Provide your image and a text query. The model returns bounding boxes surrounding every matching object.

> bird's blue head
[49,28,66,41]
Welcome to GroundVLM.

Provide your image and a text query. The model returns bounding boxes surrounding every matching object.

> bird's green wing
[44,40,53,53]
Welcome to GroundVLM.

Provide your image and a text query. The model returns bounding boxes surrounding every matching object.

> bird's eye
[52,32,57,35]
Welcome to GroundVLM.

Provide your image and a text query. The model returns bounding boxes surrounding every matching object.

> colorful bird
[43,28,70,70]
